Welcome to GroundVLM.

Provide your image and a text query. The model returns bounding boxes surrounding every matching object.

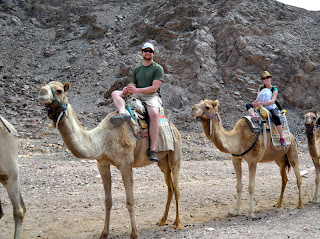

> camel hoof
[157,220,168,226]
[130,232,139,239]
[248,213,256,219]
[173,223,183,230]
[228,210,240,217]
[273,203,282,208]
[99,233,108,239]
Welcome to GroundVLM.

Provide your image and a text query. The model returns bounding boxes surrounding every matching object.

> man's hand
[127,84,139,93]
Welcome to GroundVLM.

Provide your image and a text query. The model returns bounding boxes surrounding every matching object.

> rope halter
[305,113,318,135]
[48,85,69,128]
[201,104,220,136]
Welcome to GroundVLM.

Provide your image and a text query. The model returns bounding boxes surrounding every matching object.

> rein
[46,86,69,128]
[201,104,220,136]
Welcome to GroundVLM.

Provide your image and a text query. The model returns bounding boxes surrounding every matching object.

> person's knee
[147,107,159,120]
[111,90,121,99]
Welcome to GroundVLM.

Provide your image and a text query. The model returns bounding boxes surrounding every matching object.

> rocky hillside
[1,0,319,140]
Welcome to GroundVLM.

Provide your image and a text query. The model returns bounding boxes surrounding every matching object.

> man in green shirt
[110,42,164,162]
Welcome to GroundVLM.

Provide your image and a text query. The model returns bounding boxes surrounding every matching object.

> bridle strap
[46,85,69,128]
[201,104,220,136]
[50,86,68,114]
[305,113,317,135]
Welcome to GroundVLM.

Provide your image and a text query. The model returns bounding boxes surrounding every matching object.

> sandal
[280,138,287,147]
[148,150,159,162]
[251,115,260,123]
[110,113,131,126]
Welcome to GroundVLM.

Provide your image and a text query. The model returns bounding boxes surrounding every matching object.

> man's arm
[127,80,162,94]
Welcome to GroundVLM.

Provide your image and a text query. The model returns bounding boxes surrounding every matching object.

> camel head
[191,99,220,120]
[303,112,318,135]
[38,81,70,121]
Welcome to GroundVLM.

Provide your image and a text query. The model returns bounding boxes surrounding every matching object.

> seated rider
[246,71,286,146]
[110,42,164,162]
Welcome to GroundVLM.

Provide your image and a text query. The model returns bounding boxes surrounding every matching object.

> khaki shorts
[132,93,163,112]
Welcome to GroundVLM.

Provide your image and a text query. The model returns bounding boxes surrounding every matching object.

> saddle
[245,109,291,146]
[125,95,175,152]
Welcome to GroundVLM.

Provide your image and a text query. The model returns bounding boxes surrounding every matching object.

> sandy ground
[1,130,320,239]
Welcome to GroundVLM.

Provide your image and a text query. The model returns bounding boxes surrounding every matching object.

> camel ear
[212,100,219,108]
[64,82,71,92]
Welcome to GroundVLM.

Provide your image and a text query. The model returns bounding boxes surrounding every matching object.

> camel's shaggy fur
[192,99,303,218]
[38,81,182,239]
[303,112,320,203]
[0,117,26,239]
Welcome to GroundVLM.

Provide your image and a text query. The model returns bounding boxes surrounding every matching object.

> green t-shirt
[132,62,164,96]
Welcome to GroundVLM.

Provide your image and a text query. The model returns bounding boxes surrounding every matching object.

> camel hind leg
[157,151,182,229]
[286,142,303,208]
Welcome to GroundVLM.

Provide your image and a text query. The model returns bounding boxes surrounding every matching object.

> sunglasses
[142,49,154,53]
[261,76,271,80]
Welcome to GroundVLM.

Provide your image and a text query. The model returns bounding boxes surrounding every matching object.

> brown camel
[0,116,26,239]
[191,99,303,218]
[303,112,320,203]
[38,81,182,239]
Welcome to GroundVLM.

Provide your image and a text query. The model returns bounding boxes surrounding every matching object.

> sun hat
[142,42,154,51]
[261,71,272,80]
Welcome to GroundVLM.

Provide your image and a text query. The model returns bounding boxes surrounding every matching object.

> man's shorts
[132,93,163,112]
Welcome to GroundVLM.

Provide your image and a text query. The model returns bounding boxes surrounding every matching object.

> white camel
[38,81,182,239]
[0,116,26,239]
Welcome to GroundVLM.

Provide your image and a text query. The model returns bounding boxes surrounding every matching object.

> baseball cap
[142,42,154,51]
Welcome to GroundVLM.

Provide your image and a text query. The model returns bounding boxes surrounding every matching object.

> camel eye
[56,90,63,94]
[205,106,210,110]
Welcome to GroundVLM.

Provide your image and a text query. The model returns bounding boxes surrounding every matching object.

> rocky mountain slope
[1,0,319,140]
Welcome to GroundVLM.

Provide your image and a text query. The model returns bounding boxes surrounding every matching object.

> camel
[191,99,303,218]
[38,81,182,239]
[303,112,320,203]
[0,116,26,239]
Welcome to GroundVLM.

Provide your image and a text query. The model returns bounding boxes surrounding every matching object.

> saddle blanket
[125,96,175,152]
[156,109,175,152]
[244,112,291,147]
[268,112,291,146]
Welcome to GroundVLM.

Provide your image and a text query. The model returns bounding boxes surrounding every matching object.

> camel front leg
[119,165,138,239]
[311,157,319,203]
[247,161,257,218]
[97,161,112,239]
[4,177,26,239]
[230,157,242,216]
[274,160,288,208]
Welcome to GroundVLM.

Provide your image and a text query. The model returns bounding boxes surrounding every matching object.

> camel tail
[285,154,291,173]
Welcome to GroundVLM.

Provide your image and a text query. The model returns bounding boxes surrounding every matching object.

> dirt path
[1,131,319,239]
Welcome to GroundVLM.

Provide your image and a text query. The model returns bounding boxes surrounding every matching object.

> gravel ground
[1,130,319,239]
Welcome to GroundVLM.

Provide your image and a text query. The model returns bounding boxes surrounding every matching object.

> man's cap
[142,42,154,51]
[261,71,272,79]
